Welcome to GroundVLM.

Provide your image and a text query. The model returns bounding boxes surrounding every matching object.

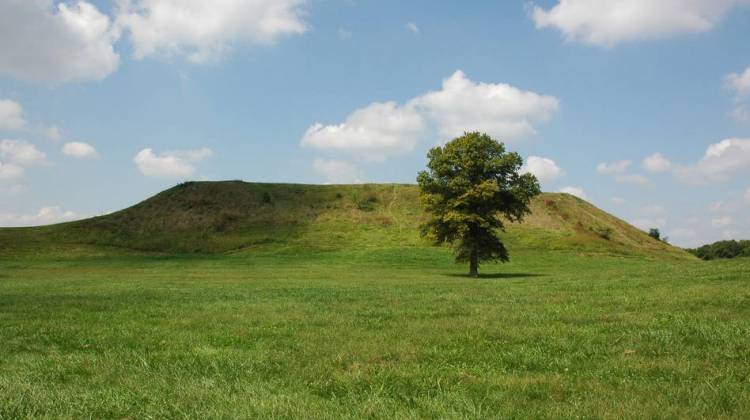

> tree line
[688,240,750,260]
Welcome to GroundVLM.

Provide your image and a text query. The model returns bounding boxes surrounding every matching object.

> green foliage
[648,228,661,241]
[688,240,750,260]
[417,132,541,275]
[261,192,273,204]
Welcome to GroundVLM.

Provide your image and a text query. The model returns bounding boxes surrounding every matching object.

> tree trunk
[469,249,479,278]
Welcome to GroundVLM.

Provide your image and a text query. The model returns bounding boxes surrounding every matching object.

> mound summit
[0,181,691,259]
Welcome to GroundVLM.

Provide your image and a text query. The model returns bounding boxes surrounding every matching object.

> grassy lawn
[1,246,748,418]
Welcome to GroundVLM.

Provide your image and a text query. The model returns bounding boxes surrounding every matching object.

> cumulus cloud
[596,160,631,175]
[301,102,425,162]
[558,186,587,199]
[725,67,750,98]
[116,0,308,63]
[725,67,750,121]
[405,22,420,34]
[0,0,120,83]
[62,142,98,159]
[413,70,559,141]
[0,162,24,182]
[301,71,559,161]
[0,206,83,227]
[312,159,361,184]
[44,126,63,141]
[521,156,564,184]
[531,0,749,47]
[643,153,672,173]
[0,139,46,166]
[597,159,650,185]
[674,138,750,184]
[0,100,26,130]
[134,147,212,178]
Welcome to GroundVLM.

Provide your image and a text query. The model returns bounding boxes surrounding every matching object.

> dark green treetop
[417,132,541,277]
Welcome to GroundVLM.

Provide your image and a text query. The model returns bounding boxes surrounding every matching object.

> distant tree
[648,228,661,241]
[417,132,541,277]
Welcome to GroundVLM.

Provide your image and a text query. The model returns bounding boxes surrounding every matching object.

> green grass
[1,182,741,418]
[1,246,748,418]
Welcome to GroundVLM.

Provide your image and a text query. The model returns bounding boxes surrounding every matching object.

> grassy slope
[0,181,690,259]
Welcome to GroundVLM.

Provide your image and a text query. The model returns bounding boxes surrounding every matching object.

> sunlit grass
[1,247,747,418]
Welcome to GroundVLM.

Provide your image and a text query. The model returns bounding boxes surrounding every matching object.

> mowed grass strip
[1,248,748,418]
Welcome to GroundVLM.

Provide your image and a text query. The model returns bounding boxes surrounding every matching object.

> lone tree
[648,228,661,241]
[417,132,541,277]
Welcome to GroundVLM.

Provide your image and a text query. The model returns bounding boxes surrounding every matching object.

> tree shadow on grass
[445,272,544,280]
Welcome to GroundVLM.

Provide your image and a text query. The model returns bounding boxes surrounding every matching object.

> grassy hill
[3,182,749,418]
[0,181,690,259]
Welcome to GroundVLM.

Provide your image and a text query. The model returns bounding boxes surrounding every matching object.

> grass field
[1,182,747,418]
[1,246,748,418]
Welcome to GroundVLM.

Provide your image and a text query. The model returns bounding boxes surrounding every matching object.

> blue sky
[1,0,749,247]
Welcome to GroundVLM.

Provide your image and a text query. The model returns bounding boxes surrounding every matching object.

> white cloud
[675,138,750,184]
[531,0,749,47]
[44,126,63,141]
[711,216,733,227]
[0,139,46,166]
[0,162,24,182]
[615,174,651,186]
[63,142,98,159]
[312,159,361,184]
[413,70,559,141]
[732,106,750,122]
[745,188,750,204]
[611,196,625,205]
[0,100,26,130]
[521,156,564,184]
[134,147,212,178]
[726,67,750,121]
[725,67,750,98]
[116,0,308,63]
[0,0,120,83]
[643,153,672,173]
[405,22,420,34]
[0,206,83,227]
[558,186,587,199]
[301,102,425,162]
[300,71,559,161]
[596,160,631,175]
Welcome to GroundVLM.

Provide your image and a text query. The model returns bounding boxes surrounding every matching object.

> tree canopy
[688,240,750,260]
[417,132,540,277]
